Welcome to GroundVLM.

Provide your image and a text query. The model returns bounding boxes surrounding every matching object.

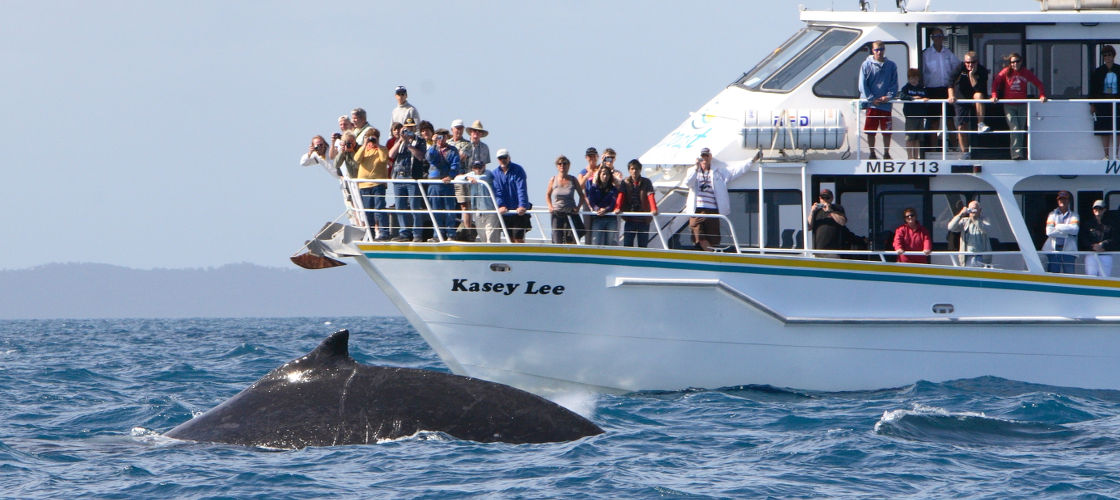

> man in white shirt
[922,28,960,145]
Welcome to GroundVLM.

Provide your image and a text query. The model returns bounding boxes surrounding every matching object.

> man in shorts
[859,41,898,160]
[947,51,989,159]
[491,148,532,243]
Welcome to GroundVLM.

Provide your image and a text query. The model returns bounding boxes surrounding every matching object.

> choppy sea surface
[3,317,1120,498]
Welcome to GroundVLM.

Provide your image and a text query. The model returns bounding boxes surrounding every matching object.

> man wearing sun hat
[461,120,491,168]
[1043,190,1080,273]
[391,85,420,126]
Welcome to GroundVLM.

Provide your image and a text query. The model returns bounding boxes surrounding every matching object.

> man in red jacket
[894,207,932,263]
[991,53,1048,160]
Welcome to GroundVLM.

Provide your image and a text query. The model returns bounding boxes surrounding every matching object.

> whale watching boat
[298,0,1120,395]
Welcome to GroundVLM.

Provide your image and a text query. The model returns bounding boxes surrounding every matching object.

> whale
[164,330,603,448]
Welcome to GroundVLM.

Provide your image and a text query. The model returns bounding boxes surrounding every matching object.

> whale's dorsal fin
[306,329,351,363]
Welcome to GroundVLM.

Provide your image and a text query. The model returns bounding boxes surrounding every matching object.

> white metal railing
[854,98,1119,161]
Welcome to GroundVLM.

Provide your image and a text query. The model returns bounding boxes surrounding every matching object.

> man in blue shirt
[491,148,531,243]
[425,129,461,241]
[859,41,898,160]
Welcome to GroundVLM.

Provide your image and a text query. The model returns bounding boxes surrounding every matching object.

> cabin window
[726,190,805,248]
[1023,42,1088,98]
[736,27,860,93]
[813,42,909,99]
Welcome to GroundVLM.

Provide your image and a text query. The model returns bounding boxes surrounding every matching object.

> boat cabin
[638,4,1120,275]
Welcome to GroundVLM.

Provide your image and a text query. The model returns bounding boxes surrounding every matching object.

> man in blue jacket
[859,41,898,160]
[425,129,461,241]
[491,148,531,243]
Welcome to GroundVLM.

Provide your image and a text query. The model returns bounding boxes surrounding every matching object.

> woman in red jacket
[894,207,933,263]
[991,53,1048,160]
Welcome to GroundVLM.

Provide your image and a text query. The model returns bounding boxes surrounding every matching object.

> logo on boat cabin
[1106,160,1120,174]
[451,279,565,296]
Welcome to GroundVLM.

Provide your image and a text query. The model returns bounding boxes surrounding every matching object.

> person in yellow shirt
[354,128,391,240]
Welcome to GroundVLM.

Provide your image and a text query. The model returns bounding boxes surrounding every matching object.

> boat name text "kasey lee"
[451,279,565,296]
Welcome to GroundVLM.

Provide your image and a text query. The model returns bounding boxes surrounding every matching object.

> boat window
[725,190,804,248]
[814,42,909,99]
[736,28,860,92]
[1023,42,1088,98]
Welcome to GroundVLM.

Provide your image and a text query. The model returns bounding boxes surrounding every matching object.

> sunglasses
[905,214,917,219]
[603,156,615,161]
[498,155,510,160]
[1009,59,1021,64]
[872,48,884,53]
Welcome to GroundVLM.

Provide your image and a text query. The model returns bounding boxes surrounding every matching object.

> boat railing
[853,98,1118,161]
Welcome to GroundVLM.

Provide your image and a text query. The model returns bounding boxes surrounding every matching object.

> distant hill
[0,262,399,319]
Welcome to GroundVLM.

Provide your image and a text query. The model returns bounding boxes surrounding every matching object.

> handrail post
[941,100,948,161]
[1026,100,1032,161]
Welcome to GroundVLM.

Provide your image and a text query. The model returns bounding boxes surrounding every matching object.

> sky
[0,0,1039,270]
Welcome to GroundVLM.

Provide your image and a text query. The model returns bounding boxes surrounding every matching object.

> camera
[968,208,978,214]
[403,130,416,139]
[332,133,342,139]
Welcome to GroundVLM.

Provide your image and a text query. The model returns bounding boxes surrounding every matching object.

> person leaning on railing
[1080,200,1119,277]
[464,161,500,243]
[1091,45,1119,160]
[300,135,336,178]
[947,200,991,268]
[991,52,1047,161]
[1044,190,1080,274]
[893,208,932,264]
[491,149,532,243]
[545,155,587,245]
[585,165,622,246]
[620,159,658,247]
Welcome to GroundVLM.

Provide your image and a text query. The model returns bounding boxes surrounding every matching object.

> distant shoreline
[0,262,397,320]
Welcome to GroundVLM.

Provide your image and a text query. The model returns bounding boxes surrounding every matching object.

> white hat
[496,148,510,158]
[451,119,464,128]
[1093,199,1106,209]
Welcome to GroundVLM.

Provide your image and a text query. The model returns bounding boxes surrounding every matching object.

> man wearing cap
[449,119,470,162]
[808,188,848,256]
[1043,190,1080,273]
[491,149,531,243]
[424,129,461,241]
[683,147,754,251]
[391,86,420,126]
[388,117,428,241]
[1080,199,1118,277]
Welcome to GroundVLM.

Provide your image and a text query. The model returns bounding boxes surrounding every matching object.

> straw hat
[466,120,489,137]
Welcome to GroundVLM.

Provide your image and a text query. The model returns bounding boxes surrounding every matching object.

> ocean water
[3,317,1120,498]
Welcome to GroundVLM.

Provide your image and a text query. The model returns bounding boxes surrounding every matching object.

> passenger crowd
[299,87,1118,275]
[860,34,1118,160]
[299,85,676,247]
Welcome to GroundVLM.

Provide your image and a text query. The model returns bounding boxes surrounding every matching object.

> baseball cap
[451,119,464,128]
[496,148,510,158]
[394,85,407,95]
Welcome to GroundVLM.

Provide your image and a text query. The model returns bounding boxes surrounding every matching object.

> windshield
[736,27,860,93]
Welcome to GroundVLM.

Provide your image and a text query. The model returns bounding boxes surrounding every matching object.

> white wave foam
[550,391,599,419]
[874,404,991,432]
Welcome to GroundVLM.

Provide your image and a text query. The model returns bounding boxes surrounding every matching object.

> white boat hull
[354,243,1120,395]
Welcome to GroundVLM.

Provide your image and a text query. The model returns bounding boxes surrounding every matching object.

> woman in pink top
[893,207,933,264]
[991,53,1048,160]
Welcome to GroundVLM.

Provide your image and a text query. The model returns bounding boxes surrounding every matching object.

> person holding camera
[424,129,462,241]
[330,115,354,160]
[948,200,992,267]
[354,129,390,240]
[300,135,336,178]
[808,189,848,256]
[388,119,428,241]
